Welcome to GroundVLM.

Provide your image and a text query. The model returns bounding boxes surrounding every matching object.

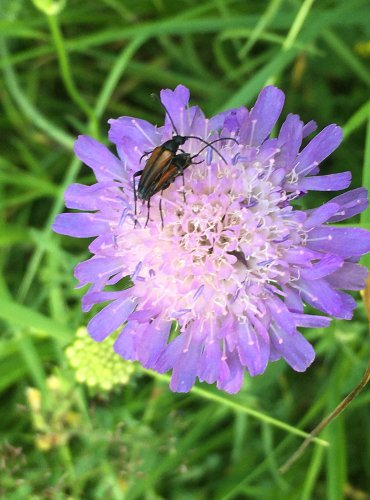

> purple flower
[53,85,370,393]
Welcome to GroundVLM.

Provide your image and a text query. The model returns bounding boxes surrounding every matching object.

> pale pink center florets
[126,143,304,327]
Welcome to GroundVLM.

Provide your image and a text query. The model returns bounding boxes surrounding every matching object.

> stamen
[183,331,193,353]
[206,147,213,165]
[307,235,333,242]
[248,119,257,145]
[231,288,241,303]
[263,148,281,164]
[174,308,192,317]
[193,285,204,301]
[296,160,319,177]
[294,285,318,303]
[131,119,157,146]
[257,258,274,266]
[131,261,143,281]
[272,234,290,243]
[241,197,258,208]
[179,106,184,136]
[117,208,128,228]
[270,323,284,344]
[232,153,241,165]
[286,190,305,201]
[97,265,122,280]
[221,340,227,361]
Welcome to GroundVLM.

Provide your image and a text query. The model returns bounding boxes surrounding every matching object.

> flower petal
[237,322,269,376]
[65,182,126,211]
[328,188,368,222]
[137,319,171,368]
[52,213,111,237]
[198,341,223,384]
[295,125,343,175]
[296,172,351,192]
[300,254,344,280]
[155,334,186,373]
[277,114,303,169]
[267,296,295,335]
[297,278,356,319]
[270,323,315,372]
[108,116,161,150]
[217,350,244,394]
[302,120,317,138]
[74,135,126,182]
[303,202,340,229]
[114,321,142,359]
[170,338,201,392]
[240,86,285,146]
[82,290,130,312]
[160,84,191,135]
[74,256,124,285]
[281,285,304,313]
[292,313,331,328]
[87,297,138,341]
[223,107,249,133]
[326,262,368,290]
[307,227,370,258]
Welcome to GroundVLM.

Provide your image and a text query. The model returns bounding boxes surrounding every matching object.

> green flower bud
[65,327,136,393]
[31,0,66,16]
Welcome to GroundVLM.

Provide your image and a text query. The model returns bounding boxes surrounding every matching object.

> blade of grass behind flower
[220,47,299,109]
[141,368,328,445]
[0,40,74,150]
[325,369,346,500]
[360,112,370,267]
[301,444,325,500]
[0,299,73,341]
[342,98,370,140]
[323,30,370,88]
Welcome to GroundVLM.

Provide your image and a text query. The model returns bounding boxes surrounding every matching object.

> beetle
[138,138,230,201]
[133,95,238,226]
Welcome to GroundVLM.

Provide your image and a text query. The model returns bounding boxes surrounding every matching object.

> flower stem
[279,359,370,474]
[141,367,329,446]
[282,0,316,51]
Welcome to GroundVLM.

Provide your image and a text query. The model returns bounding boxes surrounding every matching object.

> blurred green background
[1,0,370,498]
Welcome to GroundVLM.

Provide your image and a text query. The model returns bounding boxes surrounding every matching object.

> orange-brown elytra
[133,94,238,227]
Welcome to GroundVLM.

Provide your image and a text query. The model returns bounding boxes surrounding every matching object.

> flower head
[53,85,370,393]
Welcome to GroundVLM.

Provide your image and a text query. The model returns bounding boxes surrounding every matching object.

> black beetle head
[172,135,187,146]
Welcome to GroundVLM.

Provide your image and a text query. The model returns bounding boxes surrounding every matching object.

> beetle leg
[181,172,186,203]
[133,170,143,227]
[140,151,152,163]
[144,197,151,228]
[173,163,187,203]
[159,195,164,230]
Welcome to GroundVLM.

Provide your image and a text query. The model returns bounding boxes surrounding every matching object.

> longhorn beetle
[133,93,238,227]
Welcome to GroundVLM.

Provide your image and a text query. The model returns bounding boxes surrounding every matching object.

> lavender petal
[74,135,126,182]
[87,297,137,341]
[240,86,285,146]
[53,213,111,237]
[295,125,343,175]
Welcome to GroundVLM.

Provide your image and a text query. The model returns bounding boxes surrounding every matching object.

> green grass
[1,0,370,498]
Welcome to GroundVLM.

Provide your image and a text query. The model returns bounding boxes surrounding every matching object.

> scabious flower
[53,85,370,393]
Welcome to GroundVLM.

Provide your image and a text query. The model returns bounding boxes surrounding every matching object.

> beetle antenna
[185,136,239,164]
[151,93,179,136]
[190,137,238,161]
